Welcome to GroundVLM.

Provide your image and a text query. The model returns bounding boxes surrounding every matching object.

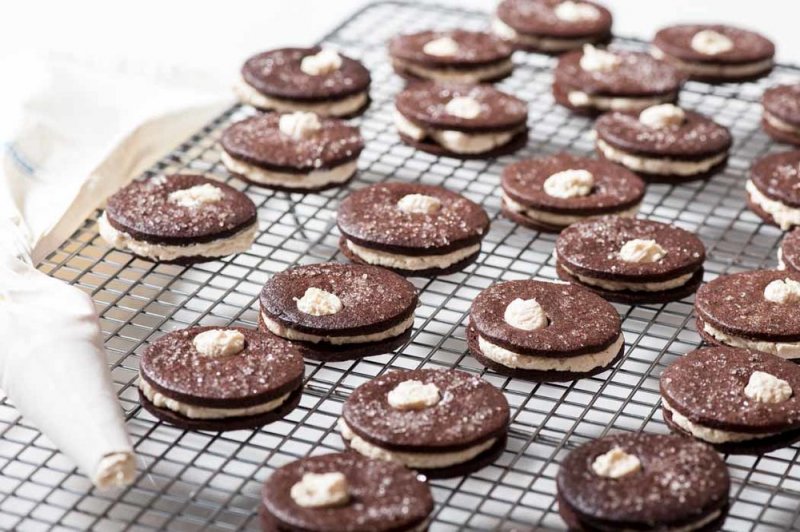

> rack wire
[4,1,800,530]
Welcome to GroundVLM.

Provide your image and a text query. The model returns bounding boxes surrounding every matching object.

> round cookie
[553,46,685,115]
[652,24,774,82]
[763,84,800,146]
[261,452,433,532]
[555,216,706,304]
[98,174,258,264]
[780,228,800,272]
[492,0,612,53]
[337,182,490,276]
[746,150,800,230]
[501,153,645,232]
[557,433,730,531]
[138,326,304,431]
[220,113,364,192]
[388,29,514,83]
[394,82,528,158]
[467,279,624,382]
[235,47,371,117]
[594,105,732,182]
[339,368,509,478]
[661,346,800,455]
[259,262,417,361]
[695,269,800,361]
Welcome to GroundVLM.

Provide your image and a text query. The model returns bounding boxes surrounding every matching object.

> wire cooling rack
[5,1,800,530]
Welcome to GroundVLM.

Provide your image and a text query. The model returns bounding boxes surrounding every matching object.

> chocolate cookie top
[140,326,304,408]
[470,279,621,356]
[661,347,800,433]
[556,217,706,282]
[104,174,257,245]
[596,110,732,159]
[764,84,800,127]
[337,182,490,255]
[220,114,364,173]
[653,24,775,65]
[781,229,800,272]
[342,368,509,452]
[395,82,528,133]
[502,153,644,214]
[696,270,800,342]
[241,47,370,101]
[259,262,417,337]
[389,30,513,67]
[557,433,729,529]
[750,150,800,208]
[554,49,685,97]
[262,452,433,532]
[496,0,612,38]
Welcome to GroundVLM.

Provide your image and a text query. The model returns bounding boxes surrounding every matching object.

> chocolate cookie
[492,0,612,53]
[394,82,528,158]
[746,150,800,230]
[340,368,509,478]
[98,174,258,264]
[468,279,624,382]
[661,346,800,454]
[594,105,732,182]
[501,153,644,232]
[553,46,685,115]
[220,113,364,192]
[337,182,490,276]
[389,30,514,83]
[259,262,417,361]
[763,84,800,146]
[652,24,774,82]
[780,228,800,272]
[557,433,729,531]
[138,326,304,431]
[555,216,706,304]
[261,452,433,532]
[695,269,800,361]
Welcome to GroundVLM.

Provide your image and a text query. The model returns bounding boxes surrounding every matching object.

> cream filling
[491,17,597,51]
[234,77,368,117]
[139,379,290,420]
[392,57,514,83]
[651,46,773,78]
[662,400,776,444]
[567,91,674,112]
[477,333,623,372]
[394,109,518,154]
[779,248,787,270]
[221,151,357,189]
[746,179,800,230]
[596,138,727,176]
[502,192,639,227]
[338,419,496,469]
[262,311,414,345]
[559,261,694,292]
[764,111,800,135]
[98,212,257,261]
[702,321,800,360]
[94,453,136,489]
[345,238,480,271]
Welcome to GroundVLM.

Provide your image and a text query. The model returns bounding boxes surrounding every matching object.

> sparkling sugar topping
[290,472,350,508]
[192,329,246,358]
[543,169,594,199]
[744,371,792,404]
[387,380,441,410]
[168,184,224,208]
[618,239,667,263]
[504,298,548,331]
[423,36,460,57]
[300,49,343,76]
[296,287,344,316]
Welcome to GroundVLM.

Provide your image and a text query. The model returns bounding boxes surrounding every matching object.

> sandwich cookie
[339,368,509,478]
[467,279,624,382]
[388,30,514,83]
[763,84,800,146]
[553,45,685,115]
[746,150,800,230]
[220,112,364,192]
[779,229,800,272]
[138,326,304,431]
[661,346,800,454]
[557,433,730,531]
[652,24,775,82]
[337,182,490,276]
[235,47,370,117]
[594,104,732,182]
[98,174,257,264]
[492,0,612,54]
[695,270,800,360]
[555,216,706,304]
[259,262,417,361]
[394,82,528,158]
[261,452,433,532]
[501,153,645,232]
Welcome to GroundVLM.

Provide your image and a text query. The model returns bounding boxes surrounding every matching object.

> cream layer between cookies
[567,92,674,112]
[394,109,520,155]
[491,17,597,52]
[596,139,727,176]
[746,179,800,230]
[392,58,514,83]
[701,321,800,360]
[261,312,414,345]
[651,47,773,79]
[221,151,357,189]
[502,193,640,227]
[764,112,800,135]
[662,400,777,444]
[477,333,624,372]
[557,254,695,292]
[234,77,368,116]
[345,238,480,271]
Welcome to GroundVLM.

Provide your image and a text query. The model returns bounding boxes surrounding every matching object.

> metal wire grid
[2,1,799,530]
